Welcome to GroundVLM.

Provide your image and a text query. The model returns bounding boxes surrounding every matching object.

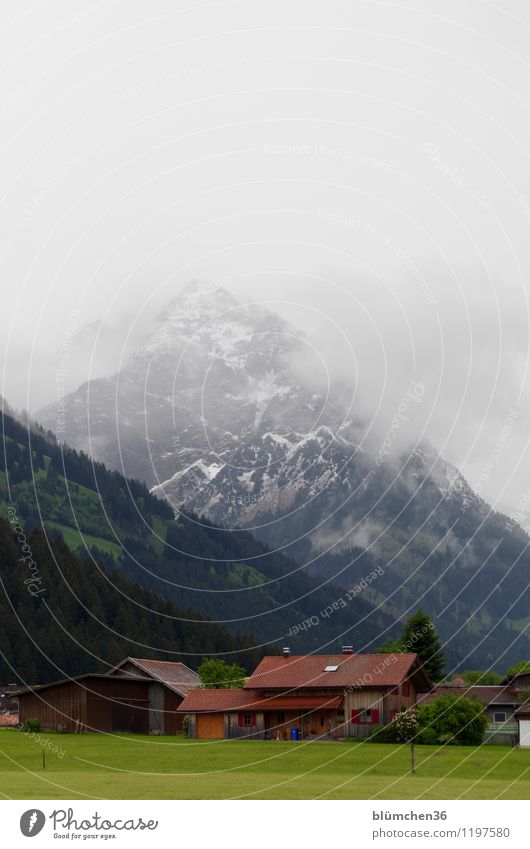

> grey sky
[2,0,530,525]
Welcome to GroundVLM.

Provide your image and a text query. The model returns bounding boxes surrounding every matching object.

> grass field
[1,731,529,799]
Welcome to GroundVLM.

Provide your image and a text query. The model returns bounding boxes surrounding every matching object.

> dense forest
[0,409,393,664]
[3,406,529,672]
[0,517,263,684]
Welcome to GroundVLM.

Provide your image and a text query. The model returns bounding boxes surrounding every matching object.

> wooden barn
[178,648,432,740]
[107,657,201,734]
[13,657,201,734]
[14,673,152,733]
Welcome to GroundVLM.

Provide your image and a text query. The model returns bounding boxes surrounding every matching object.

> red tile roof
[178,689,254,712]
[244,653,420,690]
[417,685,521,706]
[108,658,201,696]
[177,688,343,713]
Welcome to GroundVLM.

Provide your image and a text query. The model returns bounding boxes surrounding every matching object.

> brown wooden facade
[16,673,187,734]
[16,675,151,733]
[183,684,420,741]
[14,657,200,735]
[180,652,430,740]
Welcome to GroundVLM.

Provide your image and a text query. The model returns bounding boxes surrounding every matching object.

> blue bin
[290,728,299,741]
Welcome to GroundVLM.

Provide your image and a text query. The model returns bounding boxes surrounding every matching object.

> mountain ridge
[34,283,530,669]
[0,405,392,657]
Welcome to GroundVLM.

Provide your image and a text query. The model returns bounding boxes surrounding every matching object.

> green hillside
[0,409,392,657]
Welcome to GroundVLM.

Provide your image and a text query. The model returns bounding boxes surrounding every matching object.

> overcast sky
[2,0,530,525]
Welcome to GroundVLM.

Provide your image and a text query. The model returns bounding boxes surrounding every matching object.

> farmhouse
[178,648,432,740]
[417,678,522,745]
[12,657,201,734]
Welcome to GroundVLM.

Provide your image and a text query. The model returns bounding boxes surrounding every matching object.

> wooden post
[411,740,415,774]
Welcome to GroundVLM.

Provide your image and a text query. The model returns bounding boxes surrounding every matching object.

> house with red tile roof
[178,648,432,740]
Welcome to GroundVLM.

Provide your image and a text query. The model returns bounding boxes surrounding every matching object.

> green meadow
[1,731,529,800]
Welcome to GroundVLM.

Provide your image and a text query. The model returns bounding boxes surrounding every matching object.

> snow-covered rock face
[36,281,482,561]
[33,281,530,668]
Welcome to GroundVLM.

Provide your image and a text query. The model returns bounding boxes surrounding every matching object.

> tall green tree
[198,658,246,689]
[401,610,445,682]
[379,609,445,682]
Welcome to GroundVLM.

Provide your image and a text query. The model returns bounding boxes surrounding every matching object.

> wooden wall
[343,683,417,737]
[18,677,151,733]
[225,712,265,739]
[85,677,150,733]
[177,683,422,741]
[514,672,530,690]
[108,664,185,734]
[18,682,86,732]
[164,688,184,734]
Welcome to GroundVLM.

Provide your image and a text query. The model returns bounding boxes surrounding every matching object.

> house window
[276,711,285,723]
[243,713,253,726]
[353,708,380,724]
[493,712,507,724]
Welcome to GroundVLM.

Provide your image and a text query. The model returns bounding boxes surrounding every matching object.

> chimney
[342,645,354,654]
[282,647,291,657]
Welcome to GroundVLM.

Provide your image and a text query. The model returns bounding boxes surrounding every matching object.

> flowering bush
[394,707,419,743]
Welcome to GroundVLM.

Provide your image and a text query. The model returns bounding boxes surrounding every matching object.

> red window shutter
[251,714,257,726]
[351,709,360,724]
[402,682,410,697]
[371,709,379,724]
[238,713,244,727]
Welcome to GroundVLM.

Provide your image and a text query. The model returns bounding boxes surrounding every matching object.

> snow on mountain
[36,281,485,560]
[34,280,530,667]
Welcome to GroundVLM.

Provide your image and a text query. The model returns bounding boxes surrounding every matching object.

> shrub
[418,694,487,745]
[415,727,439,745]
[369,722,399,743]
[23,718,40,733]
